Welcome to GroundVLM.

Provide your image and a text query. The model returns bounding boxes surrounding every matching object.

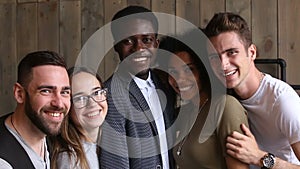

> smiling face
[208,31,256,90]
[71,72,108,132]
[23,65,71,136]
[168,51,201,102]
[114,18,159,79]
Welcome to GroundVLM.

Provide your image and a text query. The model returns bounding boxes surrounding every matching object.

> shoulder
[263,74,297,97]
[224,95,246,114]
[218,95,248,126]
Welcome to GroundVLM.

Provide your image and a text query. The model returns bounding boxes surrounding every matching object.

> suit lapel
[116,70,159,135]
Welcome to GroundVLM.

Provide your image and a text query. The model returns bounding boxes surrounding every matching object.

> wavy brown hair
[50,66,102,169]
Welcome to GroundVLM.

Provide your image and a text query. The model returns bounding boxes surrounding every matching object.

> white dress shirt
[132,72,170,169]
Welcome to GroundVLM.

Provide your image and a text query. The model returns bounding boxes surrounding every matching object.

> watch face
[263,154,275,168]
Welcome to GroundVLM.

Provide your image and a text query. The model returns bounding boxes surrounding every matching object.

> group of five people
[0,5,300,169]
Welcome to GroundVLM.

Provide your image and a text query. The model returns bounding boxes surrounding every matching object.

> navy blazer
[100,68,176,169]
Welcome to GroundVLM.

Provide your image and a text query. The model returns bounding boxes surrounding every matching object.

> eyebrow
[37,86,71,91]
[208,48,238,57]
[72,86,101,97]
[37,86,56,90]
[223,48,237,53]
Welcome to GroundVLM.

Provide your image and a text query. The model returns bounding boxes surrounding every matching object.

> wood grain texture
[1,0,300,115]
[0,3,17,114]
[59,0,81,68]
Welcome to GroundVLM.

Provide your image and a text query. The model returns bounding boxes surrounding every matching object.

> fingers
[226,148,237,158]
[241,124,255,139]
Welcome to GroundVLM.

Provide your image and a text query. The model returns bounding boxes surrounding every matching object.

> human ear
[154,38,160,48]
[13,83,26,103]
[248,44,257,60]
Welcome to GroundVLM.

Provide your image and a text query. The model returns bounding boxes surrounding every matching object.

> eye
[93,89,102,96]
[184,66,192,73]
[40,89,52,95]
[208,54,219,60]
[95,89,107,96]
[228,49,238,56]
[143,36,154,44]
[73,96,87,103]
[121,38,134,45]
[61,90,71,97]
[168,68,177,75]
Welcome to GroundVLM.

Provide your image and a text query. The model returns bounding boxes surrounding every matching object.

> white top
[56,141,99,169]
[133,72,170,169]
[241,74,300,168]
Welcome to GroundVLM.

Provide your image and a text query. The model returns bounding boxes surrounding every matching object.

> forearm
[270,157,300,169]
[251,152,300,169]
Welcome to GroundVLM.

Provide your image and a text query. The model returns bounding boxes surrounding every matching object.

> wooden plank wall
[0,0,299,115]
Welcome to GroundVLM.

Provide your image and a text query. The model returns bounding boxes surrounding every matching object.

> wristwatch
[261,153,276,169]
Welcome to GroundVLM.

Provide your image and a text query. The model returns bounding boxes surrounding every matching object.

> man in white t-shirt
[205,12,300,169]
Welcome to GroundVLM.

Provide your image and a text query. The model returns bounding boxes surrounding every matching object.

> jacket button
[156,165,161,169]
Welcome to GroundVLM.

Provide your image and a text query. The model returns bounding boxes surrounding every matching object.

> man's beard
[24,92,67,136]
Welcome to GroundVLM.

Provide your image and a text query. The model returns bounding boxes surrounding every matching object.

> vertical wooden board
[128,0,150,8]
[0,3,17,115]
[152,0,176,39]
[176,0,200,27]
[102,0,126,80]
[278,0,300,84]
[16,2,38,61]
[226,0,251,24]
[38,1,59,52]
[152,0,175,14]
[81,0,104,45]
[59,0,81,68]
[252,0,277,59]
[252,0,278,77]
[38,0,57,2]
[81,0,105,77]
[0,0,16,4]
[199,0,225,28]
[17,0,37,3]
[104,0,126,24]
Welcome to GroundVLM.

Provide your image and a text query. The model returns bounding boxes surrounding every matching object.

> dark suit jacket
[100,68,176,169]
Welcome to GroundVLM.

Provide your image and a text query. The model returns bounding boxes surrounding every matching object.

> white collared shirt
[132,72,170,169]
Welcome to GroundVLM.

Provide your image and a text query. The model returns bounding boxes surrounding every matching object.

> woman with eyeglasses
[50,66,108,169]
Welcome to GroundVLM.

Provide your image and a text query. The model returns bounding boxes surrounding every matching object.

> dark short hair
[17,51,67,87]
[205,12,252,48]
[110,5,158,40]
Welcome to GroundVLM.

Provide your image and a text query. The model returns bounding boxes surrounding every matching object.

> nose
[50,92,65,108]
[175,71,187,83]
[220,55,230,70]
[86,96,99,107]
[132,39,145,52]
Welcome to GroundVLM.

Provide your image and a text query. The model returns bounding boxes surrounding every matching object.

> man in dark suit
[100,6,176,169]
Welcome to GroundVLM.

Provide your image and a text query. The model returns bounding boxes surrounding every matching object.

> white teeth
[133,57,147,62]
[179,86,192,92]
[87,111,100,117]
[49,113,60,117]
[224,70,236,76]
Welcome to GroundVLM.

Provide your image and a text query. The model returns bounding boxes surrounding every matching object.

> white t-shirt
[241,74,300,168]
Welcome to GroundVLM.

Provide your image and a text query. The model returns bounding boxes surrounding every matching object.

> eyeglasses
[72,88,107,109]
